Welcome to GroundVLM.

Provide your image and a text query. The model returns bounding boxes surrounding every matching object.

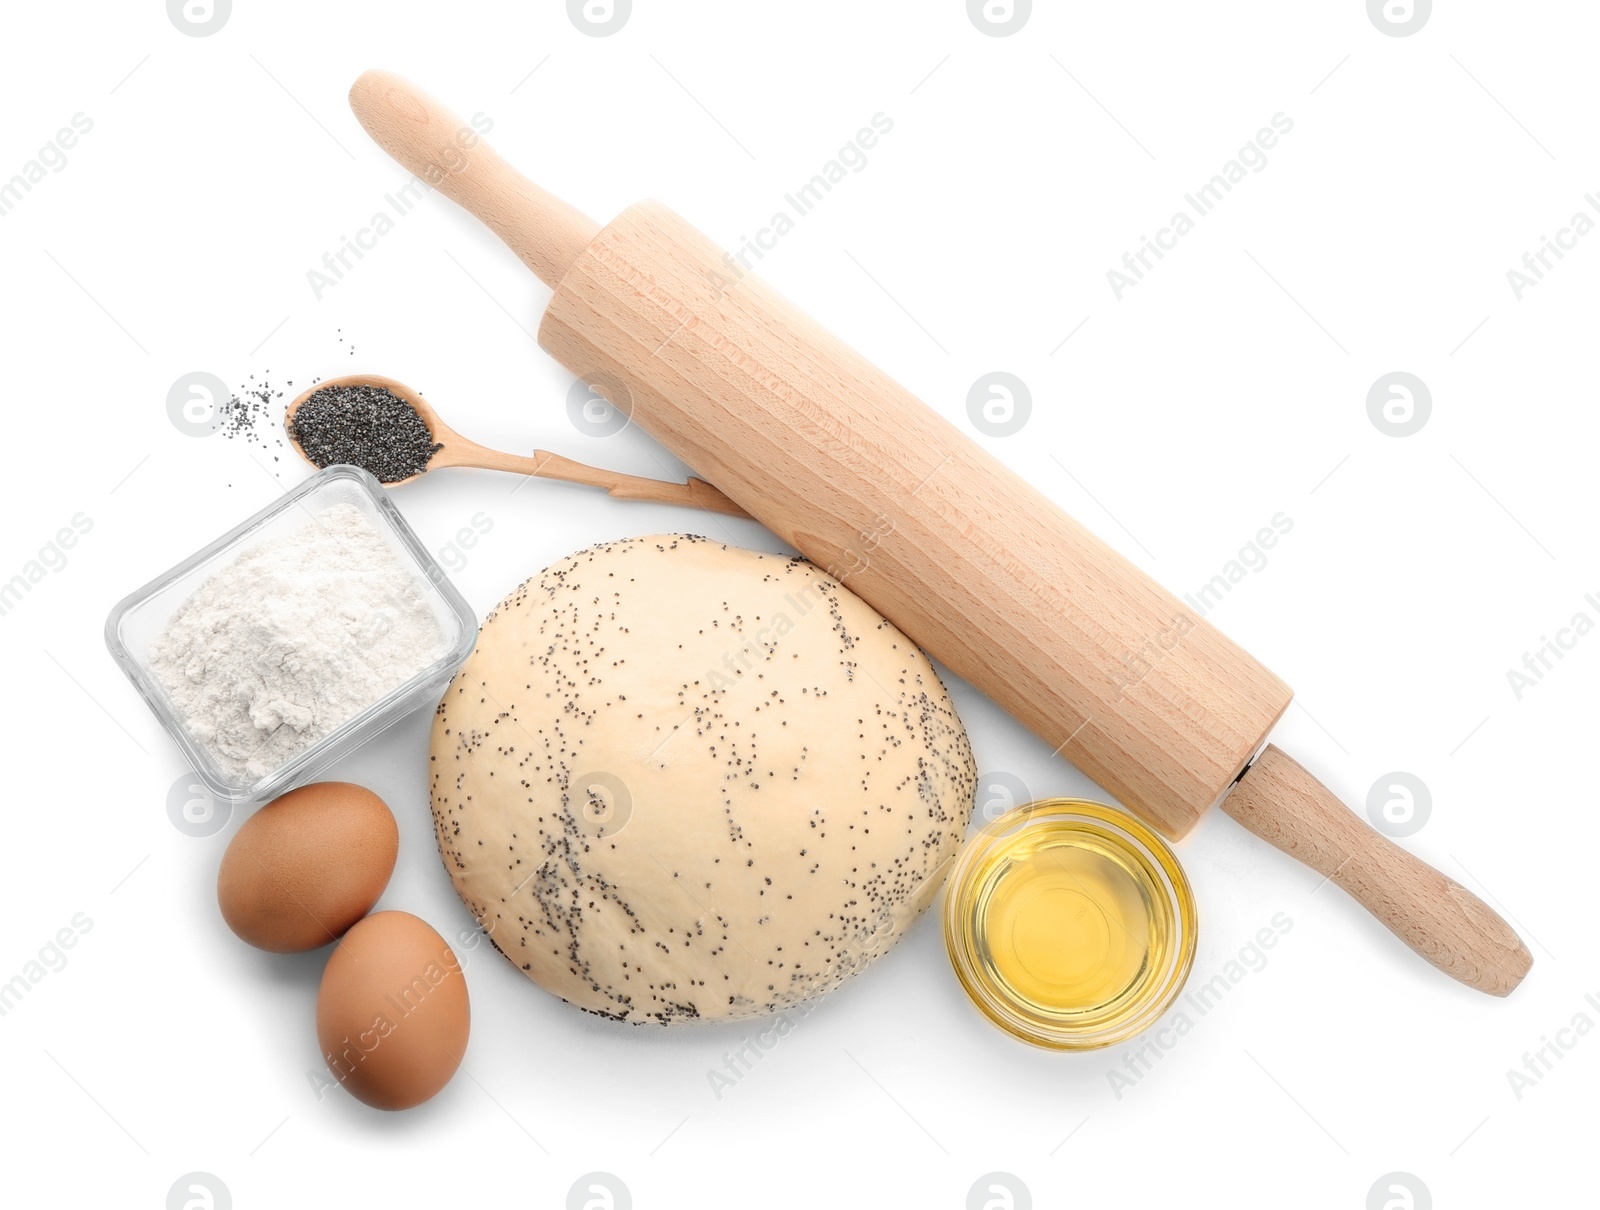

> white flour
[149,502,448,782]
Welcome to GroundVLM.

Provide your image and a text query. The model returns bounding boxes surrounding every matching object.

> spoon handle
[349,70,598,288]
[463,446,750,518]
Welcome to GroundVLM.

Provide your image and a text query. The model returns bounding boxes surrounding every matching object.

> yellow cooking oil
[945,799,1197,1049]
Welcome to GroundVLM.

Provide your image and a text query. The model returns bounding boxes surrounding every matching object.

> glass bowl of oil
[944,798,1197,1050]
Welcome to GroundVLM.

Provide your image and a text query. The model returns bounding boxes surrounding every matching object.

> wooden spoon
[283,374,749,517]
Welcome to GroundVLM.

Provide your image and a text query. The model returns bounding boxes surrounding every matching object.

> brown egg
[316,911,469,1110]
[217,782,398,953]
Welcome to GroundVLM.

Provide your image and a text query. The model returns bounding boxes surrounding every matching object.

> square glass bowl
[105,465,478,806]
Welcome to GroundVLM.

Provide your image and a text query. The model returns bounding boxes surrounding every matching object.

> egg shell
[217,781,398,953]
[316,911,470,1111]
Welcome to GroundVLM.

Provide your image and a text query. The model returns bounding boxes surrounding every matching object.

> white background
[1,1,1594,1207]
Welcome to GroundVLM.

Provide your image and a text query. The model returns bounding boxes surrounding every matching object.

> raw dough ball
[430,535,975,1023]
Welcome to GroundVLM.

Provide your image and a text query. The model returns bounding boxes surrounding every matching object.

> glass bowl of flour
[106,465,478,805]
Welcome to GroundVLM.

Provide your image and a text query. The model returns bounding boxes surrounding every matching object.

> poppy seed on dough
[429,535,977,1024]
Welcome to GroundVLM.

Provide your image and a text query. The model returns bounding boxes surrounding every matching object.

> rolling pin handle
[1224,745,1532,996]
[348,70,600,289]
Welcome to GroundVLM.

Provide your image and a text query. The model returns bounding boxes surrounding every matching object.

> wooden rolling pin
[350,70,1531,996]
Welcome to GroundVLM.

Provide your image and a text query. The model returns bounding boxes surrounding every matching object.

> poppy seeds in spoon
[290,383,443,483]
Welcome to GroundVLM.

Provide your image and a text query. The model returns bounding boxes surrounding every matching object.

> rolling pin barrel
[348,70,1531,996]
[539,198,1292,836]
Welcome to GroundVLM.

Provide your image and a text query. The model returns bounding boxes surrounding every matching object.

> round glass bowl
[944,799,1197,1050]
